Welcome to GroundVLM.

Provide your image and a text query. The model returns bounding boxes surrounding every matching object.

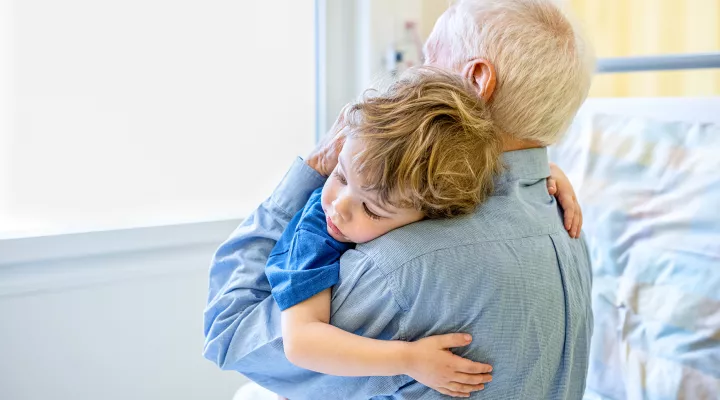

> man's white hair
[425,0,595,145]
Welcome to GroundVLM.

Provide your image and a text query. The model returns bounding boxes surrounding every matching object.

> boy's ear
[462,59,497,103]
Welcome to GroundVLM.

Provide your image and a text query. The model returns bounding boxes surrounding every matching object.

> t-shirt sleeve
[266,188,353,311]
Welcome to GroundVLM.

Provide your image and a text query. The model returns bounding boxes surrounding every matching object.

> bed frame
[597,52,720,73]
[579,52,720,124]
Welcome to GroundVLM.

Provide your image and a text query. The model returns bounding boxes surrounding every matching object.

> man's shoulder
[357,195,562,274]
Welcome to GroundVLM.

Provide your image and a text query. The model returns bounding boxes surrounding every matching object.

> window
[1,1,316,237]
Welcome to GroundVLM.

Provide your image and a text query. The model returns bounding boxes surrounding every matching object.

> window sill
[0,218,242,267]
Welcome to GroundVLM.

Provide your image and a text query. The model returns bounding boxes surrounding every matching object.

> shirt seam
[380,225,564,275]
[350,248,411,316]
[269,197,294,220]
[375,227,570,312]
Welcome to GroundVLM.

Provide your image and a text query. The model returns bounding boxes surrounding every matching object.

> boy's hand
[404,334,492,398]
[547,162,583,238]
[306,107,349,177]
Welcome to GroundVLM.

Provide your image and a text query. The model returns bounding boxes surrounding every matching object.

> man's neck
[502,135,543,152]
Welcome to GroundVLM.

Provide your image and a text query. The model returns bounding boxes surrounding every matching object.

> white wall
[1,2,315,392]
[322,0,419,133]
[322,0,450,134]
[420,0,450,40]
[355,0,423,91]
[0,235,246,400]
[319,0,357,136]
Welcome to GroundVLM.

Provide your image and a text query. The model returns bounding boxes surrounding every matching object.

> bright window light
[0,1,316,237]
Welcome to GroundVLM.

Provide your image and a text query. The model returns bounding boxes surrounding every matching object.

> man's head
[424,0,595,146]
[321,68,503,244]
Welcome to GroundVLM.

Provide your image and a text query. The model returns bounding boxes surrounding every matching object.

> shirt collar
[501,147,550,180]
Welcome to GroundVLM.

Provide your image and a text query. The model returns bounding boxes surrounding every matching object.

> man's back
[350,148,593,398]
[203,148,591,399]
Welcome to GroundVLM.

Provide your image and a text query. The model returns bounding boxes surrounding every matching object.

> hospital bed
[549,52,720,400]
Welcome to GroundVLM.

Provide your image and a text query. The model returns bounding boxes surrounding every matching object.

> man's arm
[207,239,415,399]
[202,157,412,399]
[242,250,416,399]
[203,157,325,369]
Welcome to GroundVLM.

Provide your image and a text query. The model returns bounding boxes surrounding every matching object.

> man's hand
[404,334,492,398]
[546,163,583,238]
[306,108,349,177]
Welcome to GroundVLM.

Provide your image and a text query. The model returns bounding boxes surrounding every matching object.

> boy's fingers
[437,388,470,398]
[567,198,579,237]
[452,372,493,385]
[563,197,575,231]
[445,382,485,393]
[436,333,472,349]
[454,356,493,374]
[547,178,557,195]
[573,205,583,238]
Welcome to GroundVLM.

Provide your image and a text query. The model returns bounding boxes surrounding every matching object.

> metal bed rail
[597,52,720,73]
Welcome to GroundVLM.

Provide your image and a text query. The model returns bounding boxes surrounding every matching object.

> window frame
[0,1,325,264]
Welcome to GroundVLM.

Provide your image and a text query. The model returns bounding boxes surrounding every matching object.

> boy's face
[320,137,424,244]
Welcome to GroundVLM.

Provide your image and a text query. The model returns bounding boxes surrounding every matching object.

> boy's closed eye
[333,170,347,185]
[363,203,382,220]
[333,169,383,221]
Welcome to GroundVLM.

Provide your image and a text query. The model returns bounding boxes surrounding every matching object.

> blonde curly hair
[343,67,503,219]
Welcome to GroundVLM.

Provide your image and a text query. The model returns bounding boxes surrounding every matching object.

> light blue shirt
[203,148,593,399]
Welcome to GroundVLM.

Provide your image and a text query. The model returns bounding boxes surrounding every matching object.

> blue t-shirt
[266,187,353,311]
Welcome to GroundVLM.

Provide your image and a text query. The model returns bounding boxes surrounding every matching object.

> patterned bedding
[549,113,720,399]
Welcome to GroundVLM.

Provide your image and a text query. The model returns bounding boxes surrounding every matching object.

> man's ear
[462,59,497,102]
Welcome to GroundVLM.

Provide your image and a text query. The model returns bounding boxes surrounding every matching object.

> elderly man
[204,0,595,398]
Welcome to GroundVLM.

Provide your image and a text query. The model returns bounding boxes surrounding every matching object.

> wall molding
[0,219,242,297]
[0,242,221,298]
[0,218,241,267]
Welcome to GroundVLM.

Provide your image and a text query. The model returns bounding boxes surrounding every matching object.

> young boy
[265,67,505,398]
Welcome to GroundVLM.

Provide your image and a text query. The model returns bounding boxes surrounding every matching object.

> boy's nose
[332,195,351,221]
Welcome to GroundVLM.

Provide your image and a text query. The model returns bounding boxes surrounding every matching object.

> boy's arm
[201,157,416,399]
[201,157,415,399]
[204,115,345,363]
[203,158,325,369]
[547,162,583,238]
[210,251,409,399]
[282,289,409,376]
[282,290,493,397]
